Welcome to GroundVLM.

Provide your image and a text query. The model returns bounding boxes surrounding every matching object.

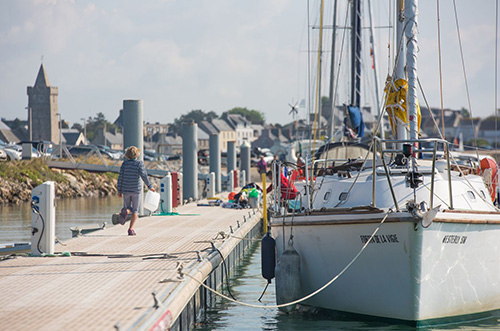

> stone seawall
[0,162,119,205]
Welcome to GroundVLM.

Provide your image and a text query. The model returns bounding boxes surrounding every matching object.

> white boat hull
[271,212,500,323]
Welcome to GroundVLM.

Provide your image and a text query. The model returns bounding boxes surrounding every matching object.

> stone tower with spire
[27,64,59,143]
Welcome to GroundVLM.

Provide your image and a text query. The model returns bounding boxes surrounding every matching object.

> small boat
[0,243,31,255]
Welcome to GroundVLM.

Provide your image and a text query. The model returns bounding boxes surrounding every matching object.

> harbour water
[0,195,123,244]
[2,197,500,330]
[194,242,500,331]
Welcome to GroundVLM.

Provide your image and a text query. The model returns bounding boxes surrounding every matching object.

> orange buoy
[479,157,498,202]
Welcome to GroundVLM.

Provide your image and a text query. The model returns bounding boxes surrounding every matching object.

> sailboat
[269,0,500,325]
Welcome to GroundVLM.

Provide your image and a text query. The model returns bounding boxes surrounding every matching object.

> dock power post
[31,181,55,256]
[206,172,216,198]
[160,173,173,214]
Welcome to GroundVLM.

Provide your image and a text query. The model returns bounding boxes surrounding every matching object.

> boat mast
[395,0,408,143]
[328,0,338,140]
[351,0,362,108]
[404,0,419,141]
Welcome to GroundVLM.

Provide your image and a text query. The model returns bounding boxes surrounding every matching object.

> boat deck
[0,198,261,330]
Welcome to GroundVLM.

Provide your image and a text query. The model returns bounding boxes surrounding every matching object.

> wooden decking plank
[0,200,261,330]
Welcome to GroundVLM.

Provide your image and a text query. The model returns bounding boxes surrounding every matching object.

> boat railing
[312,158,354,176]
[372,137,453,211]
[268,161,305,218]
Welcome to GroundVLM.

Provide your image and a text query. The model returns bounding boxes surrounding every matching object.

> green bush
[0,158,67,184]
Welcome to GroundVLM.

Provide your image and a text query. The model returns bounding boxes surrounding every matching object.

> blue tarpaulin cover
[347,106,365,137]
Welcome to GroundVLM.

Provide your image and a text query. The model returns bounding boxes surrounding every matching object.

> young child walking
[117,146,155,236]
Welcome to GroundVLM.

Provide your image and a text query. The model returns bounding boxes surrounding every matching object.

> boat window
[479,190,486,199]
[339,192,349,201]
[323,190,331,201]
[467,191,476,201]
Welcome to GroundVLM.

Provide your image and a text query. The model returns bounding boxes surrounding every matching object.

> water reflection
[194,243,500,331]
[0,196,123,243]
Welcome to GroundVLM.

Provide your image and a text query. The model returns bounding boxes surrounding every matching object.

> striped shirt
[117,159,152,194]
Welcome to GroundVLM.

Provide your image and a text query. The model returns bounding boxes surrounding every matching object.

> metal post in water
[240,140,250,184]
[209,134,221,193]
[227,141,236,173]
[181,121,198,201]
[228,170,235,192]
[123,100,144,153]
[241,170,246,187]
[123,100,144,215]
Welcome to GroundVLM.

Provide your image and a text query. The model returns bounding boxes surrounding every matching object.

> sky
[0,0,498,128]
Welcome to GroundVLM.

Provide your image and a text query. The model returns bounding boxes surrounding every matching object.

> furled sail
[384,77,421,135]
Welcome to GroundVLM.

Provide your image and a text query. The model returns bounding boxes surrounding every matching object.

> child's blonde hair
[124,146,140,160]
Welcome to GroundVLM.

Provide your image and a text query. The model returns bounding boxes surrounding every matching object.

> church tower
[27,64,59,143]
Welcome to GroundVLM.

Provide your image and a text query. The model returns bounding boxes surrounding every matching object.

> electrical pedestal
[31,181,55,256]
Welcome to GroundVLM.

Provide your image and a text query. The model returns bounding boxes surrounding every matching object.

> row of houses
[0,112,277,155]
[0,119,90,147]
[419,108,500,147]
[2,107,498,157]
[145,113,266,155]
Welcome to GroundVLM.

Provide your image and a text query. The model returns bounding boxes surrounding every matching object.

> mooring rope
[178,209,392,309]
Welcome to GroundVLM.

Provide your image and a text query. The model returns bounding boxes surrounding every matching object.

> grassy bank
[0,159,119,205]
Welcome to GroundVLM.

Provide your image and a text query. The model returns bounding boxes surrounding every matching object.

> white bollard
[206,172,215,198]
[160,173,173,214]
[31,181,55,255]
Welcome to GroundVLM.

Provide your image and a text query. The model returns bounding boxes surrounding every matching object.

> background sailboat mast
[405,0,419,141]
[351,0,362,107]
[328,0,339,140]
[367,0,385,140]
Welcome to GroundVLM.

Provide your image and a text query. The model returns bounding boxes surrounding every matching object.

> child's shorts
[123,193,140,213]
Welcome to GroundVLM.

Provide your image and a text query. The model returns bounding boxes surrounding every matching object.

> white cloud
[0,0,497,128]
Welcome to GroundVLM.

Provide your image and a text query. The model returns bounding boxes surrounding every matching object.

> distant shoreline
[0,159,119,205]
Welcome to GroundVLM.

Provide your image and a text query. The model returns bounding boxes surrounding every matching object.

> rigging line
[387,0,393,74]
[343,13,407,150]
[495,0,498,153]
[420,181,451,209]
[374,15,408,139]
[419,76,497,208]
[452,0,479,163]
[297,2,310,99]
[310,0,325,207]
[312,0,325,146]
[315,8,401,210]
[331,2,352,133]
[307,0,311,129]
[179,210,392,310]
[311,0,350,197]
[436,0,445,140]
[333,141,376,209]
[449,152,497,208]
[417,78,444,140]
[320,0,350,172]
[329,0,338,139]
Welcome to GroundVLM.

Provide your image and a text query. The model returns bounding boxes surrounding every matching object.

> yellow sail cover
[384,77,421,135]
